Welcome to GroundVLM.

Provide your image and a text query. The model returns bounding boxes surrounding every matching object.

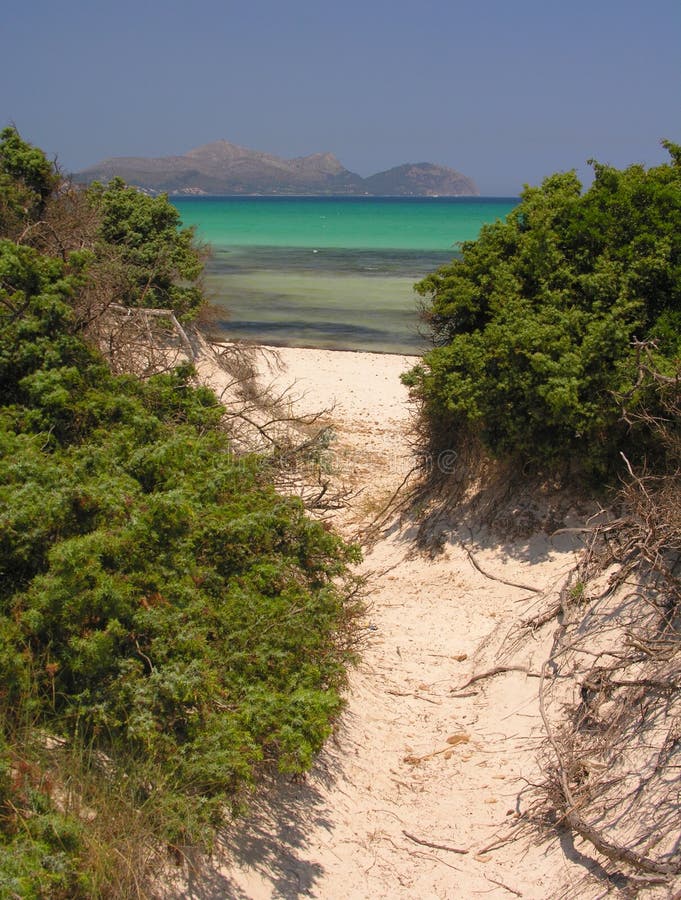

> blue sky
[2,0,679,194]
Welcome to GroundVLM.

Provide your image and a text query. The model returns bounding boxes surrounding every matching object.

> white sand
[176,346,605,899]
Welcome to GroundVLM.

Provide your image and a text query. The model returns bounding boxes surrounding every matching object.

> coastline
[180,195,519,355]
[211,337,426,357]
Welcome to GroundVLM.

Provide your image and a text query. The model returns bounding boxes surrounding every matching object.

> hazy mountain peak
[77,140,478,196]
[185,140,276,163]
[290,152,345,175]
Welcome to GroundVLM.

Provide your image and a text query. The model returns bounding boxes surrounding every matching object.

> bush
[0,126,60,239]
[0,238,359,821]
[0,127,205,321]
[0,130,361,894]
[404,142,681,475]
[87,177,206,320]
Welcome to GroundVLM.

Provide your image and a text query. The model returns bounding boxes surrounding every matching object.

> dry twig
[401,830,468,855]
[451,666,540,693]
[462,544,543,594]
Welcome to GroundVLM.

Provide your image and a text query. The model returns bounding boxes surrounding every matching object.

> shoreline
[211,336,423,359]
[204,324,427,358]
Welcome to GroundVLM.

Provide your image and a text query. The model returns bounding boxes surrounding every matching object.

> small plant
[568,581,586,603]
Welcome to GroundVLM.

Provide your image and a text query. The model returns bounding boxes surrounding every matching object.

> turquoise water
[174,197,518,354]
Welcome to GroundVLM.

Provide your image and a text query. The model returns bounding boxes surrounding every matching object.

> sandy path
[176,347,592,899]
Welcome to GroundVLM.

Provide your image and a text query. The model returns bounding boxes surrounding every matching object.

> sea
[173,197,518,355]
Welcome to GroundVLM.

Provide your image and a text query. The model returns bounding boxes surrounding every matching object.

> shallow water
[174,197,518,354]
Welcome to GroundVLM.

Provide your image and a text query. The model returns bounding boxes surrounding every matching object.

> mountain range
[75,140,479,197]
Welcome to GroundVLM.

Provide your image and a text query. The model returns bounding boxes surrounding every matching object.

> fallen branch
[386,690,442,705]
[485,875,523,897]
[538,662,681,877]
[109,304,196,359]
[402,830,468,855]
[462,543,543,594]
[520,600,561,631]
[451,666,540,693]
[475,832,519,856]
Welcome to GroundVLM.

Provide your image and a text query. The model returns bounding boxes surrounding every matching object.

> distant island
[75,140,479,197]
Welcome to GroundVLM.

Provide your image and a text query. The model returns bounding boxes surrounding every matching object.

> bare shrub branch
[527,355,681,883]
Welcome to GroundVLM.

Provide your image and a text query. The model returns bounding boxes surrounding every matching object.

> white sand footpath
[177,346,601,899]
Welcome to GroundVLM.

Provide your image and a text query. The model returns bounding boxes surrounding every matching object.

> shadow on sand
[166,749,345,899]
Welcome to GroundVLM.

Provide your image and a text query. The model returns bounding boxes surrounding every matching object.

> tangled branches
[87,309,356,517]
[91,304,197,377]
[532,358,681,886]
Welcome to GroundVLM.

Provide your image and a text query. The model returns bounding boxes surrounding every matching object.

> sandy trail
[176,346,594,899]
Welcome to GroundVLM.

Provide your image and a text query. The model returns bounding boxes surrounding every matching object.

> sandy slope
[173,347,611,899]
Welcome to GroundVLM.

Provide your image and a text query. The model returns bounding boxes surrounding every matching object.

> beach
[172,344,604,899]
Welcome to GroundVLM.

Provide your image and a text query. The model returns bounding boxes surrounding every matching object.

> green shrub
[0,257,359,841]
[0,735,93,899]
[0,127,205,321]
[0,126,60,239]
[404,142,681,474]
[87,177,205,320]
[0,132,361,894]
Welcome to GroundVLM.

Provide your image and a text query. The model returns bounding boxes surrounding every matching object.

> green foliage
[86,177,205,319]
[0,126,60,240]
[404,144,681,473]
[1,127,205,321]
[0,133,360,894]
[0,254,358,818]
[0,737,92,899]
[0,127,58,204]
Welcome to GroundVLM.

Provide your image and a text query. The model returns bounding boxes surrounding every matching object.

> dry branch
[524,356,681,886]
[401,830,469,855]
[451,666,540,693]
[485,875,523,897]
[462,543,543,594]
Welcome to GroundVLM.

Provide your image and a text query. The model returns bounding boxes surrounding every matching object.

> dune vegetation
[0,128,360,898]
[404,142,681,477]
[2,126,679,897]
